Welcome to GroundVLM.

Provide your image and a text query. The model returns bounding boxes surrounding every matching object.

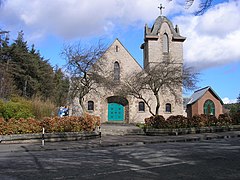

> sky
[0,0,240,103]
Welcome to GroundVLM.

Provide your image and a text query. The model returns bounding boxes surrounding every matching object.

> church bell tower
[141,11,186,70]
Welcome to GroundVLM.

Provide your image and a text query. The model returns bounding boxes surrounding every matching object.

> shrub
[230,111,240,125]
[218,114,232,126]
[189,114,218,127]
[145,115,167,129]
[0,117,41,135]
[145,113,236,129]
[189,115,203,127]
[0,99,4,117]
[41,113,101,133]
[166,115,188,128]
[0,113,100,135]
[0,117,7,135]
[30,97,57,120]
[0,96,58,121]
[205,115,218,126]
[2,101,34,120]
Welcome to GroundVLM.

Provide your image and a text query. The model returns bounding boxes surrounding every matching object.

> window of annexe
[163,33,169,53]
[165,103,171,113]
[88,101,94,111]
[203,100,215,115]
[114,61,120,81]
[139,102,145,112]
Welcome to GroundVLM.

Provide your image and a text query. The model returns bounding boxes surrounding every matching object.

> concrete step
[100,124,145,136]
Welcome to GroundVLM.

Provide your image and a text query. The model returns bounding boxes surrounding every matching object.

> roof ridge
[194,86,210,93]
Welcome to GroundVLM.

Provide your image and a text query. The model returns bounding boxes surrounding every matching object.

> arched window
[88,101,94,111]
[163,33,169,53]
[139,102,145,112]
[204,100,215,115]
[165,103,171,113]
[114,61,120,81]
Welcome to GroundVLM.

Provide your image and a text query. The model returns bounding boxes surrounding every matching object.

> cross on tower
[158,4,165,16]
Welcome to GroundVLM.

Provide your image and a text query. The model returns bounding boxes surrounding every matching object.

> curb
[10,131,240,152]
[0,131,99,144]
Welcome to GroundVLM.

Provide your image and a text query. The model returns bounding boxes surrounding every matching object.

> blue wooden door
[108,103,124,121]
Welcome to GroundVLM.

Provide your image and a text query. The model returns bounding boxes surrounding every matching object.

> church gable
[101,39,143,81]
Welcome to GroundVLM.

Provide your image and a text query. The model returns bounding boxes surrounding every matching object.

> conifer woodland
[0,30,69,120]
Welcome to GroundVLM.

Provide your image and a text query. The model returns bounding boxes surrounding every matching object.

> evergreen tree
[0,30,16,98]
[0,30,69,106]
[53,67,69,106]
[237,93,240,104]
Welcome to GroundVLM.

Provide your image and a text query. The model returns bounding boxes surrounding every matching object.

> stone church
[70,15,186,123]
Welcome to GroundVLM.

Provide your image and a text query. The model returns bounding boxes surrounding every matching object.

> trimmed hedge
[0,114,100,135]
[145,114,234,129]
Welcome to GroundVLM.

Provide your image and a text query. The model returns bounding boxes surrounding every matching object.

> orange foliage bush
[41,113,100,133]
[0,113,101,135]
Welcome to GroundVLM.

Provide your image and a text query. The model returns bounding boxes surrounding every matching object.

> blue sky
[0,0,240,103]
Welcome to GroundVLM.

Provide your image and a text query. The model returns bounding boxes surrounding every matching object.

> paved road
[0,137,240,180]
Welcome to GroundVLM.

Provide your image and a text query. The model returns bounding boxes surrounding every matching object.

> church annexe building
[71,15,186,124]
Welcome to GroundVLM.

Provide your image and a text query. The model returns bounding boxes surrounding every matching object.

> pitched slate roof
[187,86,224,105]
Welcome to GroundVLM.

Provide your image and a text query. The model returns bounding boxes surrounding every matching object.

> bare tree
[61,41,110,115]
[182,64,199,91]
[121,62,199,116]
[186,0,213,15]
[168,0,213,15]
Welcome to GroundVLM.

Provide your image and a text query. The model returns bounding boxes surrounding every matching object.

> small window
[163,33,169,53]
[166,103,171,113]
[114,61,120,81]
[88,101,94,111]
[139,102,145,112]
[116,45,119,52]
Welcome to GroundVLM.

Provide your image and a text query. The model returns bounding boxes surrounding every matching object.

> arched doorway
[107,96,129,122]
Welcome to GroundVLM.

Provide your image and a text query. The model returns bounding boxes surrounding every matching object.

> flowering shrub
[0,113,100,135]
[145,115,167,128]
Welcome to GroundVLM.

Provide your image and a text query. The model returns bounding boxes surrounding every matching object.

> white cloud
[0,0,189,40]
[0,0,239,70]
[222,97,237,104]
[174,0,240,69]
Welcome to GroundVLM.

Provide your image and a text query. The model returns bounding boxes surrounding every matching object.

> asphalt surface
[1,131,240,152]
[0,133,240,180]
[0,131,240,179]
